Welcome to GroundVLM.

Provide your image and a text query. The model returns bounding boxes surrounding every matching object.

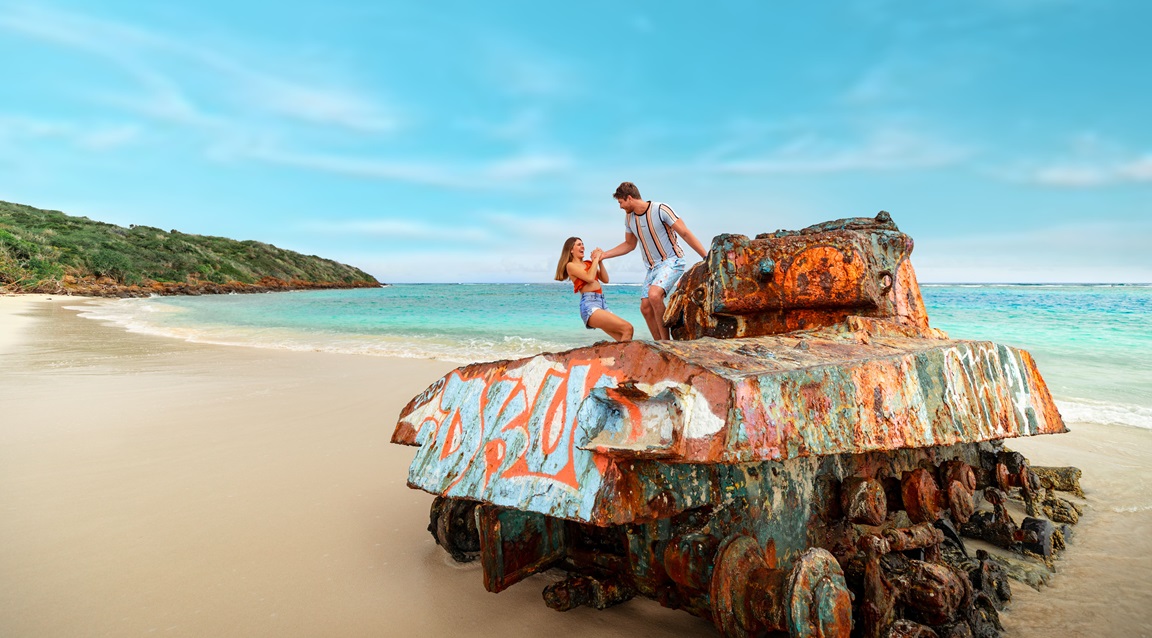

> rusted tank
[392,212,1079,638]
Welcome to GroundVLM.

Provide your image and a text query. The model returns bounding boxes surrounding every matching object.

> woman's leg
[587,309,634,342]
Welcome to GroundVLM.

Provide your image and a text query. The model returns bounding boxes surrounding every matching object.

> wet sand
[1,296,1149,637]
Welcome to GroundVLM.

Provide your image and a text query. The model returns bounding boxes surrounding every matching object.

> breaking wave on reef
[1055,398,1152,430]
[69,299,569,363]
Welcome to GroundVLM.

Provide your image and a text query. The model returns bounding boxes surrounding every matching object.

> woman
[554,237,633,342]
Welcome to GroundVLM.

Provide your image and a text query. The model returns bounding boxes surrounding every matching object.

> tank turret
[667,212,935,340]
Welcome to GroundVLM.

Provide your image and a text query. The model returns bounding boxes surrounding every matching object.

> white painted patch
[402,388,445,437]
[512,355,568,400]
[998,347,1034,434]
[633,380,726,439]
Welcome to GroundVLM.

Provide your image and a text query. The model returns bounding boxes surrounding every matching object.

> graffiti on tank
[410,357,623,499]
[941,343,1034,437]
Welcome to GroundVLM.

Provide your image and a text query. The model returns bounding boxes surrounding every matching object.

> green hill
[0,200,380,296]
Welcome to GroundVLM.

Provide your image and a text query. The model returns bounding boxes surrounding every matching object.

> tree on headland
[0,201,381,296]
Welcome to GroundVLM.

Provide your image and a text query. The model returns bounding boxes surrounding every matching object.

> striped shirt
[625,201,684,268]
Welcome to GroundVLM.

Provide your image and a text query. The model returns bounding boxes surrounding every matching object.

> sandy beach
[2,296,1149,637]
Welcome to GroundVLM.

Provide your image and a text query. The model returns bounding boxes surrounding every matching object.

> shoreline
[2,297,1150,636]
[1,277,382,299]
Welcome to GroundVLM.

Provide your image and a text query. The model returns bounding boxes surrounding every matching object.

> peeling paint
[392,212,1073,638]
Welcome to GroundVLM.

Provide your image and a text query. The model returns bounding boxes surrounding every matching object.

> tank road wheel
[710,535,767,638]
[784,548,852,638]
[427,496,480,563]
[709,536,851,638]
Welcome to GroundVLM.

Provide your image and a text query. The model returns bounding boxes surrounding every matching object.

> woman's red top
[572,260,595,293]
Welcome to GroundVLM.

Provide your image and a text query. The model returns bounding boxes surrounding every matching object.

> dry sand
[1,296,1149,637]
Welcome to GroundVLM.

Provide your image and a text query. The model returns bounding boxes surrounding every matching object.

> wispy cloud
[1004,135,1152,187]
[298,219,490,242]
[1025,155,1152,187]
[347,248,562,283]
[0,5,398,134]
[0,114,141,151]
[456,108,548,142]
[915,220,1152,283]
[475,36,580,99]
[235,145,571,189]
[698,127,973,175]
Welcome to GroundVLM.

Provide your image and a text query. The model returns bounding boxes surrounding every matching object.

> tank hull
[390,213,1077,638]
[394,331,1062,526]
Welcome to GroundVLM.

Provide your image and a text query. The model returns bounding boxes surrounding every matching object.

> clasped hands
[590,248,604,260]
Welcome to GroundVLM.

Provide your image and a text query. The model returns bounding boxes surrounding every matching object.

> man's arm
[671,219,708,259]
[600,233,637,260]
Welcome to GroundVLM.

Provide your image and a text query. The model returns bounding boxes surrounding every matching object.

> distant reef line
[0,200,383,298]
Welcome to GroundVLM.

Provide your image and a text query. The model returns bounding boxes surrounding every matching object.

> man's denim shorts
[642,257,686,298]
[579,292,607,328]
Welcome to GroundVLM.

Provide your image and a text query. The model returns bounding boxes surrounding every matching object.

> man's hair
[612,181,641,200]
[554,236,580,281]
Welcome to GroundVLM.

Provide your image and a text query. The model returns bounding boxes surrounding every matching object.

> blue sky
[1,1,1149,283]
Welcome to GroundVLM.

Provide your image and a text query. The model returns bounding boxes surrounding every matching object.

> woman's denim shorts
[579,292,607,328]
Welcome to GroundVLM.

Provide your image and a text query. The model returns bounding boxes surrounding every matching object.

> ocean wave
[1055,398,1152,430]
[68,299,574,364]
[66,300,1152,419]
[1112,504,1152,513]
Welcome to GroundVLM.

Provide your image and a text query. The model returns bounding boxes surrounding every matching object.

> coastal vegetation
[0,200,380,296]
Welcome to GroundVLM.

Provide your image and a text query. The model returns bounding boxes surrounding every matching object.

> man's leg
[646,285,668,340]
[639,296,661,340]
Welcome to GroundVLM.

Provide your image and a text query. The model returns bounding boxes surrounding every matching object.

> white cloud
[0,114,140,151]
[482,153,571,180]
[297,219,490,242]
[1032,155,1152,187]
[0,5,398,134]
[476,36,580,99]
[75,124,141,150]
[456,108,547,142]
[236,145,571,189]
[914,222,1152,283]
[699,127,973,175]
[346,249,563,284]
[1120,156,1152,180]
[983,133,1152,187]
[841,61,913,106]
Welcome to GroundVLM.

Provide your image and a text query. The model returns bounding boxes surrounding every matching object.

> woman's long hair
[554,237,580,281]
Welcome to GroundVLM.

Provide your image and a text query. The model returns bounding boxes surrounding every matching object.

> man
[599,181,708,340]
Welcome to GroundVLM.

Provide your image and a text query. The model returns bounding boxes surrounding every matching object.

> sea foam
[1055,398,1152,431]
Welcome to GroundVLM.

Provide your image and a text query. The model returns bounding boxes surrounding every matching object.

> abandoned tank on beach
[391,212,1081,638]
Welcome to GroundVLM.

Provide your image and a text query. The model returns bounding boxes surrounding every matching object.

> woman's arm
[566,260,598,284]
[597,258,609,283]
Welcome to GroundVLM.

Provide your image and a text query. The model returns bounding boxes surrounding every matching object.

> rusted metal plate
[476,505,564,592]
[394,333,1063,524]
[667,212,935,340]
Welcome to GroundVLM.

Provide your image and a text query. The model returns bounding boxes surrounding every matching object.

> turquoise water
[75,283,1152,429]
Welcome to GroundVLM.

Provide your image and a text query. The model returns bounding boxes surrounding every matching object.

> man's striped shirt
[625,201,684,268]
